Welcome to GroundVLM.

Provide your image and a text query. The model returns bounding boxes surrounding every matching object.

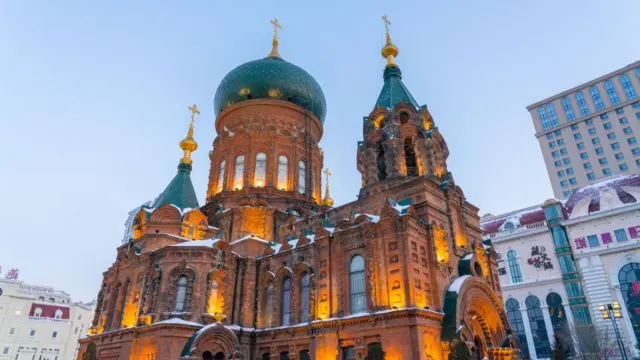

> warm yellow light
[613,302,621,310]
[255,179,265,187]
[602,312,610,319]
[268,88,281,98]
[598,304,606,312]
[239,88,250,96]
[373,115,385,129]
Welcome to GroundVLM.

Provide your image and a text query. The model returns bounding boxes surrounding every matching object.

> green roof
[152,163,199,211]
[375,66,419,110]
[214,56,327,122]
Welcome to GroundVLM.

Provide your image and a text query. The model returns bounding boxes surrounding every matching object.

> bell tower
[357,17,450,198]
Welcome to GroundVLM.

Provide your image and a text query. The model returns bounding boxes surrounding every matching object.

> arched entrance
[203,351,213,360]
[214,352,225,360]
[619,262,640,344]
[471,336,485,360]
[182,323,242,360]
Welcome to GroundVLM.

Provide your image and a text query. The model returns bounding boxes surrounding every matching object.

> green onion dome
[214,56,327,123]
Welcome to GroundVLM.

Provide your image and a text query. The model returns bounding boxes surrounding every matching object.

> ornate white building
[482,174,640,359]
[0,277,95,360]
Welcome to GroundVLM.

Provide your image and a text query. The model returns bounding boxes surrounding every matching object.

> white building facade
[0,278,95,360]
[483,174,640,359]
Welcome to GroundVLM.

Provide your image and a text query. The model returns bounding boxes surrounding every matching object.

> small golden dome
[180,136,198,152]
[381,42,398,59]
[322,195,334,207]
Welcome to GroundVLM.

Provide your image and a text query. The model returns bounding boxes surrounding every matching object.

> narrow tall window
[216,160,225,193]
[376,142,387,180]
[575,91,590,116]
[526,296,551,358]
[547,103,558,127]
[234,155,244,190]
[619,262,640,344]
[34,308,43,317]
[507,250,523,284]
[54,309,62,319]
[404,138,418,176]
[264,283,273,327]
[637,67,640,81]
[349,255,366,314]
[277,156,288,190]
[254,153,267,187]
[210,280,219,312]
[562,97,575,121]
[605,80,620,105]
[175,276,188,312]
[591,86,605,110]
[298,160,306,194]
[300,273,311,323]
[506,299,529,358]
[281,277,291,326]
[538,107,551,130]
[621,73,637,99]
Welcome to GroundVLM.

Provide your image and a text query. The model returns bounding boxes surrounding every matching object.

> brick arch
[186,323,241,359]
[441,276,508,349]
[292,262,315,323]
[150,204,181,222]
[166,264,197,314]
[257,271,275,327]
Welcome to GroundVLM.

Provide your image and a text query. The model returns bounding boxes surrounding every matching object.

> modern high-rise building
[527,61,640,198]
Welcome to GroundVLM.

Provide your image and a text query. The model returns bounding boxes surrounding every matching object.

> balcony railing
[484,221,547,240]
[28,316,69,323]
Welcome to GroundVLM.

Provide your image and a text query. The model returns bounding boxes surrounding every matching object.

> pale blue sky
[1,1,639,301]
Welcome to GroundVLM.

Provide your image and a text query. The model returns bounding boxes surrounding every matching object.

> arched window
[279,352,290,360]
[562,97,575,121]
[281,277,291,326]
[503,222,515,231]
[376,142,387,181]
[234,155,244,190]
[216,160,226,193]
[175,276,188,312]
[261,354,271,360]
[49,297,55,303]
[277,156,288,190]
[400,112,409,125]
[34,307,43,317]
[298,350,310,360]
[264,282,273,327]
[118,280,130,327]
[505,299,529,358]
[404,138,418,176]
[547,293,574,356]
[507,250,523,284]
[342,347,356,360]
[300,273,311,323]
[525,295,551,358]
[591,86,605,110]
[214,352,225,360]
[575,91,590,116]
[254,153,267,187]
[349,255,366,314]
[298,160,306,194]
[210,280,219,313]
[605,80,620,105]
[619,262,640,344]
[202,351,213,360]
[620,73,637,99]
[54,309,63,319]
[38,296,44,301]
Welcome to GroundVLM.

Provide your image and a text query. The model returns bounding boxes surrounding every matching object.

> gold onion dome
[179,104,199,165]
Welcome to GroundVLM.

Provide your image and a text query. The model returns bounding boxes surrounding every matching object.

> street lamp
[598,302,629,360]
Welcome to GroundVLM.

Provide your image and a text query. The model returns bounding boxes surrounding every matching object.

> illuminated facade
[77,19,518,360]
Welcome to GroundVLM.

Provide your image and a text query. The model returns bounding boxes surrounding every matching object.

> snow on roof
[388,197,412,215]
[171,238,220,247]
[462,254,473,260]
[229,234,270,245]
[153,318,202,327]
[354,213,381,223]
[447,275,471,294]
[271,243,282,253]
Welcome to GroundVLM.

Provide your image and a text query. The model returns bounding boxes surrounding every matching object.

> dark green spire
[152,162,199,211]
[375,66,419,110]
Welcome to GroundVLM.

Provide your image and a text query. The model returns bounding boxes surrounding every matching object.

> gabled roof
[375,66,419,110]
[152,163,199,211]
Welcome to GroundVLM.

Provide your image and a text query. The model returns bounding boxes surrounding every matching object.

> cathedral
[78,18,519,360]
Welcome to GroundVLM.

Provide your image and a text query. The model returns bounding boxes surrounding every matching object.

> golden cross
[382,15,391,36]
[188,104,200,123]
[323,168,332,180]
[270,18,282,40]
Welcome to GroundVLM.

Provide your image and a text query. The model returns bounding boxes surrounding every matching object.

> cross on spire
[268,18,283,57]
[382,15,391,37]
[188,104,200,123]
